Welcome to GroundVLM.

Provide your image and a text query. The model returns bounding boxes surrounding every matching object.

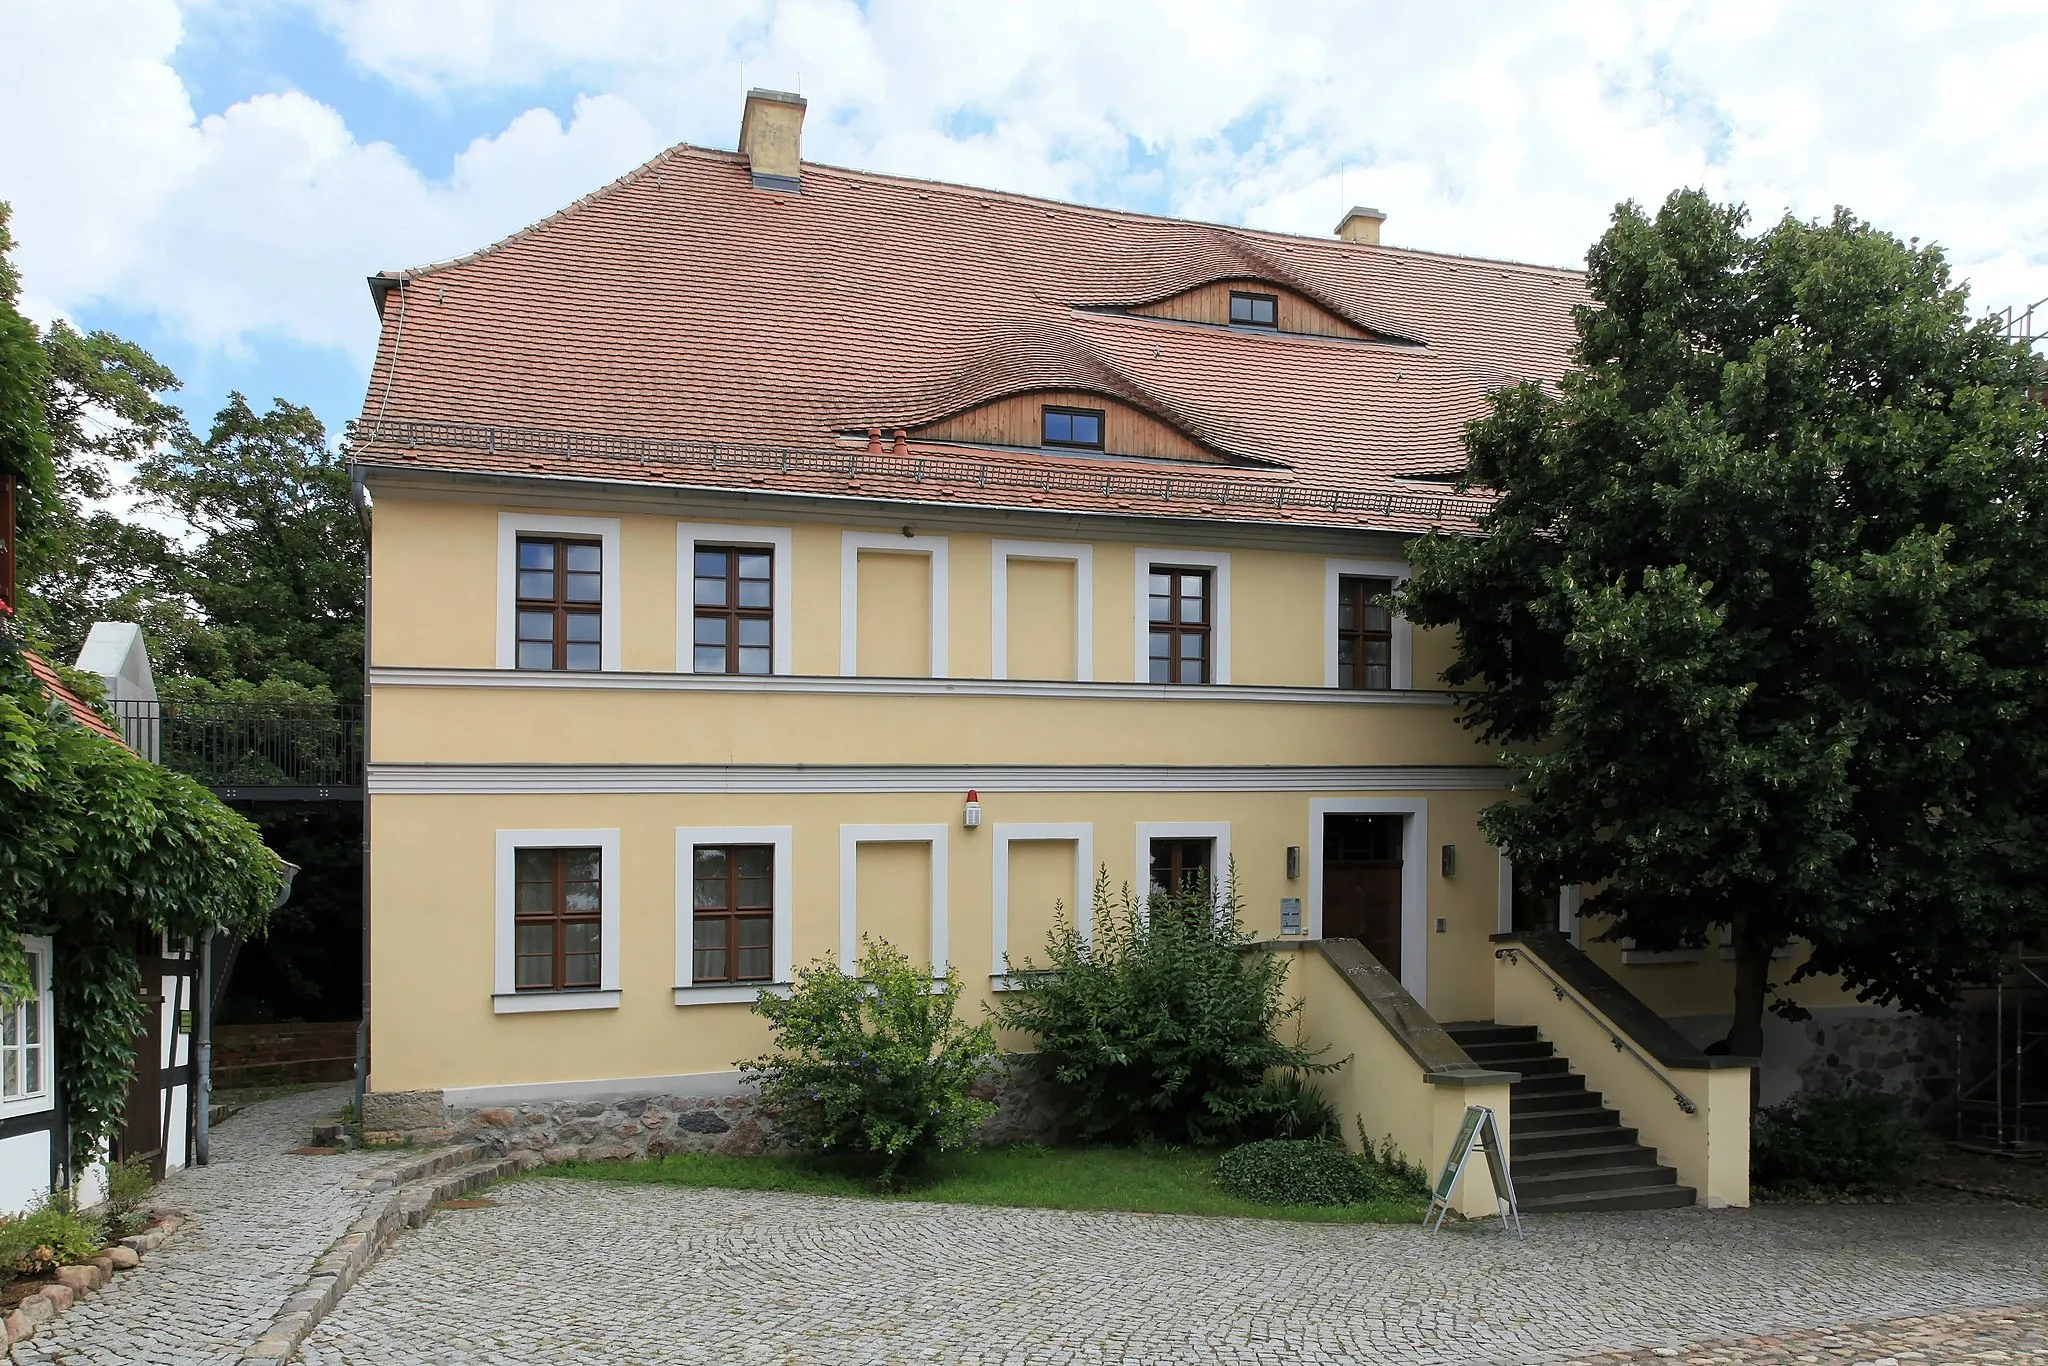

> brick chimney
[739,88,807,192]
[1335,206,1386,245]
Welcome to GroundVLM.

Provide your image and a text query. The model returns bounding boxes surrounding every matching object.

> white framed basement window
[493,829,622,1014]
[0,936,53,1114]
[673,826,795,1005]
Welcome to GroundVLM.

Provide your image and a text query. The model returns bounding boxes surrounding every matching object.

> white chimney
[1335,205,1386,245]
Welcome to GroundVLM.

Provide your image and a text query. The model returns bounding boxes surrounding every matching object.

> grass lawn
[538,1145,1427,1224]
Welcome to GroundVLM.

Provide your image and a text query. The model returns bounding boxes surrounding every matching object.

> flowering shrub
[740,938,997,1187]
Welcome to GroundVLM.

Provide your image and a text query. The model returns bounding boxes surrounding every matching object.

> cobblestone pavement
[19,1084,382,1366]
[296,1178,2048,1366]
[1586,1303,2047,1364]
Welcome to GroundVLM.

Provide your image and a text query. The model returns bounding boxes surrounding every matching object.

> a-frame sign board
[1425,1104,1523,1237]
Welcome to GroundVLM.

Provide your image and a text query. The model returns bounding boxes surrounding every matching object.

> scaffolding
[1954,953,2048,1150]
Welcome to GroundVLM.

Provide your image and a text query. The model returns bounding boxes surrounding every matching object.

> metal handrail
[1494,945,1699,1114]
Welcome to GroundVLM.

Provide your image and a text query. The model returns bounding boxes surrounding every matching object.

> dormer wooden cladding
[1129,279,1372,342]
[910,389,1227,464]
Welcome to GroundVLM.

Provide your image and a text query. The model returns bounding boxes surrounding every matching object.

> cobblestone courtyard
[297,1173,2048,1366]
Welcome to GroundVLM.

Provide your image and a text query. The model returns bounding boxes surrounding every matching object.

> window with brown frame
[1147,567,1211,684]
[691,845,774,983]
[512,847,602,991]
[1148,838,1214,897]
[1228,291,1278,328]
[692,547,773,675]
[1336,575,1394,689]
[515,537,602,670]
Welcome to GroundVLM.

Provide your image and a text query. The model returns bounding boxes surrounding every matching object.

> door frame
[1310,798,1428,1004]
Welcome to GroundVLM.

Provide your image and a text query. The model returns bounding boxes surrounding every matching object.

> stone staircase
[1443,1021,1697,1212]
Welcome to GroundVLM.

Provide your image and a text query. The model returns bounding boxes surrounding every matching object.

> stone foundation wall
[1667,1005,1953,1123]
[363,1055,1063,1160]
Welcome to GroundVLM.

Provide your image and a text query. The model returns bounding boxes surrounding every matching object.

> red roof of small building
[352,145,1587,535]
[22,648,128,747]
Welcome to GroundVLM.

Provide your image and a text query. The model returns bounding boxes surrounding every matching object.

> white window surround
[1309,798,1428,1004]
[1494,853,1582,946]
[496,512,623,672]
[840,532,950,678]
[1324,558,1413,690]
[990,822,1095,979]
[493,828,623,1014]
[1134,821,1233,902]
[0,935,54,1116]
[676,523,796,676]
[673,826,796,1005]
[989,540,1095,681]
[1134,548,1231,684]
[838,824,950,974]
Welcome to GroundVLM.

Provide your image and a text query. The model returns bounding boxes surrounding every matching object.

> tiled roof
[352,146,1587,534]
[22,648,128,747]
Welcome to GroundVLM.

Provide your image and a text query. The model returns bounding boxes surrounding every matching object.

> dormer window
[1228,291,1278,328]
[1041,405,1105,450]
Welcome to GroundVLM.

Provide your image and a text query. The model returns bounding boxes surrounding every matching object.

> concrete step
[1513,1142,1659,1177]
[1457,1037,1557,1065]
[1510,1105,1622,1134]
[1441,1022,1541,1048]
[396,1151,537,1227]
[1512,1122,1637,1154]
[1519,1183,1699,1213]
[1515,1161,1679,1199]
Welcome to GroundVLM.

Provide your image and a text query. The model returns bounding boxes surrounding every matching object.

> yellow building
[351,90,1807,1212]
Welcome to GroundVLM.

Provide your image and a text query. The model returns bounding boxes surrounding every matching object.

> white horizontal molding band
[367,665,1460,707]
[370,763,1507,796]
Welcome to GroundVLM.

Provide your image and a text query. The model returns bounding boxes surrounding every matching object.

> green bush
[1255,1072,1339,1141]
[994,867,1334,1146]
[741,938,997,1187]
[103,1155,156,1239]
[0,1192,103,1275]
[1752,1089,1927,1198]
[1215,1140,1380,1206]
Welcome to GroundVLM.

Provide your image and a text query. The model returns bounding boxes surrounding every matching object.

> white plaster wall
[0,1131,53,1214]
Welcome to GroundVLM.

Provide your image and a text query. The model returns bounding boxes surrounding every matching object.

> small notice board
[1425,1104,1522,1237]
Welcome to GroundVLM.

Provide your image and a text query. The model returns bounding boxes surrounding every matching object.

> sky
[2,0,2046,447]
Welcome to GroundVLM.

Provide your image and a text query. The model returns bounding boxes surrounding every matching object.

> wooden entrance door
[1322,813,1404,974]
[118,956,166,1178]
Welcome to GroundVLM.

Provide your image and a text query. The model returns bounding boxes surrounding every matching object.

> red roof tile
[353,146,1586,534]
[22,648,128,747]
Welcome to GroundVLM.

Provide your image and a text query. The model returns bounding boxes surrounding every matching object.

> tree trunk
[1724,909,1780,1058]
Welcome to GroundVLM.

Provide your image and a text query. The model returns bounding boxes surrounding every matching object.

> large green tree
[1400,190,2048,1056]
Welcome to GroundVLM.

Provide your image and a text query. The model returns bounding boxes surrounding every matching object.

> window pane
[1338,592,1356,631]
[1072,413,1101,446]
[565,643,600,671]
[516,881,554,914]
[564,921,601,956]
[515,849,556,882]
[1149,631,1171,662]
[737,618,771,647]
[564,612,601,642]
[24,1048,38,1094]
[1252,297,1276,325]
[564,571,602,603]
[1148,592,1170,622]
[3,1051,16,1097]
[1043,411,1070,443]
[1180,659,1204,685]
[563,880,599,914]
[738,873,772,909]
[736,916,772,949]
[737,579,771,609]
[694,917,729,950]
[563,954,599,989]
[736,945,772,981]
[1362,663,1390,689]
[516,956,553,990]
[22,997,37,1047]
[738,553,771,581]
[737,847,773,879]
[1179,584,1205,623]
[694,617,727,646]
[516,923,554,957]
[693,918,728,982]
[565,543,601,574]
[1,1008,14,1047]
[1229,294,1252,323]
[518,570,555,600]
[1365,601,1390,632]
[517,642,555,670]
[695,576,727,607]
[1149,656,1170,684]
[1338,637,1356,665]
[517,610,556,643]
[695,646,730,673]
[561,849,599,882]
[518,541,554,570]
[1182,633,1205,659]
[695,549,728,578]
[1338,661,1355,689]
[737,647,771,675]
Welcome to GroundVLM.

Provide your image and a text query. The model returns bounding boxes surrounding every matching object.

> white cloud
[1,0,2043,392]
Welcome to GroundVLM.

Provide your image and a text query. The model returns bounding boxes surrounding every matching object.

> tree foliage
[0,206,280,1172]
[1399,189,2048,1053]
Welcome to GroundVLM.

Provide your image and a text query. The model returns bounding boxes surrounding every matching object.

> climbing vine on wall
[0,640,279,1172]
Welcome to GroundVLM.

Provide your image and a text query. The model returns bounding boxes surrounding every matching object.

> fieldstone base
[973,1054,1062,1145]
[1797,1011,1954,1121]
[358,1090,448,1135]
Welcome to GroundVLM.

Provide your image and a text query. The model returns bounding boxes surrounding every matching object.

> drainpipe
[194,929,213,1165]
[351,469,373,1128]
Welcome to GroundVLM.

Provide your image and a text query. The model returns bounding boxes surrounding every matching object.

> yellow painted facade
[364,479,1813,1206]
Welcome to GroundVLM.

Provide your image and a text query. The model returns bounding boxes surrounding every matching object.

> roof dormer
[907,389,1242,465]
[1126,277,1377,341]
